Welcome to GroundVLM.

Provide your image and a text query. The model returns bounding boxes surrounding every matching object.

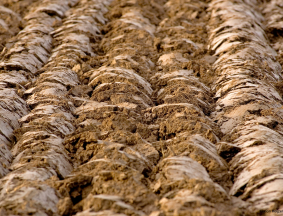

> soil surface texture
[0,0,283,215]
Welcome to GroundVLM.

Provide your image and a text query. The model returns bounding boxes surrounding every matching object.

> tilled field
[0,0,283,215]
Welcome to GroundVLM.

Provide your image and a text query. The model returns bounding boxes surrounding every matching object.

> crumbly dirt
[52,0,232,215]
[0,0,40,52]
[1,0,283,215]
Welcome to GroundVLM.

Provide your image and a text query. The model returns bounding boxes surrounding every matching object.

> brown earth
[0,0,283,215]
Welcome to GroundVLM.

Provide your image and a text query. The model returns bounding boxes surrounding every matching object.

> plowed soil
[1,0,283,215]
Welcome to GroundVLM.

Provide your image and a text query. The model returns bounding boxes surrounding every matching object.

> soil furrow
[55,0,243,215]
[0,0,78,179]
[261,0,283,100]
[1,0,283,215]
[0,0,111,215]
[0,0,44,52]
[209,0,283,213]
[57,1,164,215]
[0,5,22,52]
[1,0,41,17]
[144,0,245,215]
